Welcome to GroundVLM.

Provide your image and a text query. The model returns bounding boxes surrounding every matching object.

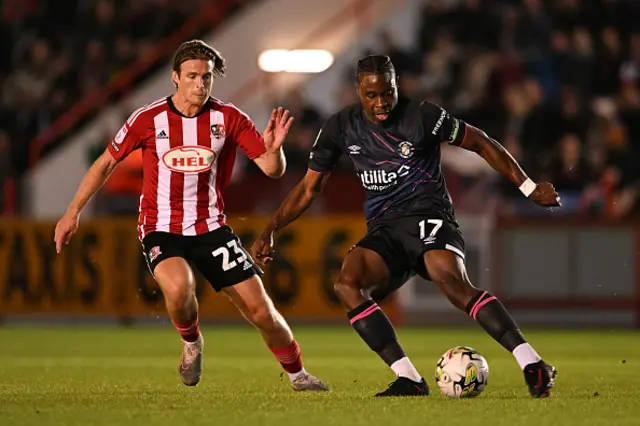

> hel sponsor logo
[359,165,410,191]
[162,146,216,173]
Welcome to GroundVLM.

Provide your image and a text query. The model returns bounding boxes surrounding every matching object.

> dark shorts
[141,226,262,292]
[356,211,465,296]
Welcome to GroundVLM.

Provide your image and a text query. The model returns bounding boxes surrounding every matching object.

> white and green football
[435,346,489,398]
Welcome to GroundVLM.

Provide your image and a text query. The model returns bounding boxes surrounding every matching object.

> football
[435,346,490,398]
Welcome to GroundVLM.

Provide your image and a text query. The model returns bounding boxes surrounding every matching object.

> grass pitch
[0,326,638,426]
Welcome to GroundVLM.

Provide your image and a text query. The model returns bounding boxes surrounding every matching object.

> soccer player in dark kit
[251,55,560,398]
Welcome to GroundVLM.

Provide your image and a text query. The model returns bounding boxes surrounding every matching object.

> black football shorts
[355,211,465,296]
[141,226,262,291]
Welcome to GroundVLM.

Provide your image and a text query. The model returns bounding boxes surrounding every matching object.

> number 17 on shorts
[419,219,443,245]
[417,217,465,259]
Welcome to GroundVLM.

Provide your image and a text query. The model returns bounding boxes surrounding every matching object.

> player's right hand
[54,213,80,254]
[530,182,561,207]
[250,230,275,268]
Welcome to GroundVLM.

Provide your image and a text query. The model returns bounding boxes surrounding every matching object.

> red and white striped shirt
[107,96,266,239]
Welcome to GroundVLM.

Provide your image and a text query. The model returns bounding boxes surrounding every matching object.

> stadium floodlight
[258,49,334,73]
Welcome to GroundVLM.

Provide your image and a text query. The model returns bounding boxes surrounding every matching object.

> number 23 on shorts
[418,219,443,243]
[212,239,248,271]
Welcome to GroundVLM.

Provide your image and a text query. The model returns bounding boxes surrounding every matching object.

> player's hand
[250,230,275,268]
[263,107,294,153]
[54,212,80,253]
[530,182,561,207]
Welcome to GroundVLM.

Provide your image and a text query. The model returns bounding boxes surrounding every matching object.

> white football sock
[390,357,422,382]
[512,343,541,370]
[287,367,307,382]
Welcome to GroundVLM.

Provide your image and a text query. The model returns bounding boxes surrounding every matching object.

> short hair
[356,55,395,82]
[172,39,226,77]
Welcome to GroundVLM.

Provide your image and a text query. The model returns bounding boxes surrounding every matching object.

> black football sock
[466,290,527,352]
[348,300,423,382]
[347,300,406,366]
[347,300,422,382]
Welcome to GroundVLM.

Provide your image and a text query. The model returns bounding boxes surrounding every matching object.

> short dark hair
[356,55,395,82]
[172,40,226,77]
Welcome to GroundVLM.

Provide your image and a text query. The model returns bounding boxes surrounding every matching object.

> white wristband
[519,178,536,197]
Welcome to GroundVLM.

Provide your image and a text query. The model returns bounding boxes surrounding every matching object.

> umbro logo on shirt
[348,145,361,155]
[157,130,169,139]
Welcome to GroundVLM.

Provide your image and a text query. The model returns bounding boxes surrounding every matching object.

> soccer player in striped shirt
[54,40,329,391]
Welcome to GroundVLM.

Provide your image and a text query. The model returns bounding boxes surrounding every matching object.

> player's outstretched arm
[459,125,560,207]
[253,107,294,178]
[54,149,119,253]
[250,169,331,266]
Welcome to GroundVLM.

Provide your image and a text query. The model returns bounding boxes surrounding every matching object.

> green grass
[0,326,639,426]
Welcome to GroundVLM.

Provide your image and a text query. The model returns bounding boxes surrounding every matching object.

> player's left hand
[530,182,561,207]
[263,107,294,153]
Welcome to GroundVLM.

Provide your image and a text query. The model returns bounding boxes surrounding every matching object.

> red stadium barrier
[27,0,239,169]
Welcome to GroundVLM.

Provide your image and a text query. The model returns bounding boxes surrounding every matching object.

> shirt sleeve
[107,113,144,161]
[420,101,467,146]
[231,108,267,160]
[308,115,342,172]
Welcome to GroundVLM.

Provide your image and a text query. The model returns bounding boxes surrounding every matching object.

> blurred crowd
[274,0,640,219]
[0,0,246,210]
[3,0,640,220]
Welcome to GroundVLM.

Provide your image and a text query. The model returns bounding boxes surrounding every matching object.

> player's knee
[161,278,195,310]
[246,304,277,331]
[334,273,362,298]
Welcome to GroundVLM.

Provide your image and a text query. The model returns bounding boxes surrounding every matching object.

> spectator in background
[518,76,556,166]
[581,97,638,218]
[540,133,595,213]
[421,31,460,101]
[570,27,596,96]
[593,27,624,97]
[514,0,551,64]
[550,87,591,143]
[454,0,500,51]
[620,33,640,88]
[276,87,325,172]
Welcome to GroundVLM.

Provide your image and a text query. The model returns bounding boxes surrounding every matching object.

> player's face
[356,72,398,124]
[173,59,214,106]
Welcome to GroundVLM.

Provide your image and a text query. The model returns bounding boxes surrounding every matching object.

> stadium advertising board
[0,217,400,322]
